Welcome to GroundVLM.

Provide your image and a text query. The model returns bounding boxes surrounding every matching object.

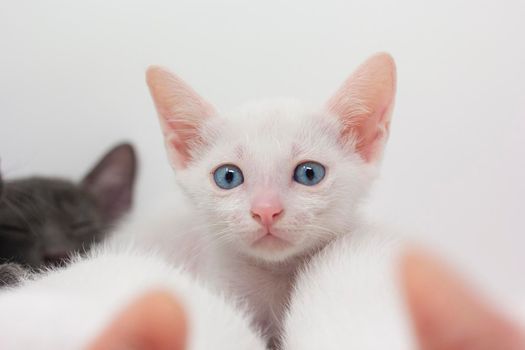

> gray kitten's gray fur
[0,143,137,286]
[0,263,27,287]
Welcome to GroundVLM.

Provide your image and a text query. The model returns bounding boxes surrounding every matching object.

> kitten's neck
[250,252,312,275]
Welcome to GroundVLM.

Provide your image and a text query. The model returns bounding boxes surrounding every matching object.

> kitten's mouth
[251,231,291,250]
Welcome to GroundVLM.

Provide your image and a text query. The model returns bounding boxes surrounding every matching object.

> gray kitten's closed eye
[0,143,137,277]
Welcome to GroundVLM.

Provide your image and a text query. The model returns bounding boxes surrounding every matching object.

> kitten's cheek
[230,213,244,224]
[294,213,308,221]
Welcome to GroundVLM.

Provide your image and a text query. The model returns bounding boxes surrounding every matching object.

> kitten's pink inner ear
[401,250,525,350]
[327,53,396,162]
[146,66,216,169]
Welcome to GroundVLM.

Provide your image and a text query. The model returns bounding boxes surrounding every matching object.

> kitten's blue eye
[293,161,325,186]
[213,164,244,190]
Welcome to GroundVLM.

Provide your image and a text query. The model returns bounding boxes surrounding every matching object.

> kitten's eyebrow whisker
[1,197,37,237]
[234,145,245,160]
[4,189,44,221]
[291,143,303,159]
[7,187,40,210]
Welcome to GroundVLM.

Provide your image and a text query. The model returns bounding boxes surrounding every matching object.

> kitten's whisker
[182,225,233,260]
[301,223,340,239]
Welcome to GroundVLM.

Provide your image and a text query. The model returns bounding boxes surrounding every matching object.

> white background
[1,1,524,302]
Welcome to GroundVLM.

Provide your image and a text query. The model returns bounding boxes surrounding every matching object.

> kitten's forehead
[217,99,338,155]
[226,98,313,128]
[0,178,98,223]
[5,178,84,204]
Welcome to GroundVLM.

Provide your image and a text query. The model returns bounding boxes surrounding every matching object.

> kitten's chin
[242,234,303,262]
[252,234,291,250]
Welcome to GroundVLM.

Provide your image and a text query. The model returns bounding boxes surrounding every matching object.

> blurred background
[0,1,523,305]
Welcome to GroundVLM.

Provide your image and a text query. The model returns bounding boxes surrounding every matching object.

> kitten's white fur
[281,223,415,349]
[0,245,265,350]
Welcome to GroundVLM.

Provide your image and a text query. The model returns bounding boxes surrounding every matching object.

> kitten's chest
[245,269,292,333]
[213,258,301,340]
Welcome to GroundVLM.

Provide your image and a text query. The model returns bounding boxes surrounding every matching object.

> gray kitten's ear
[82,143,137,223]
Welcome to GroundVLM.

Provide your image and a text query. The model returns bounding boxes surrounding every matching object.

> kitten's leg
[0,262,28,287]
[281,225,414,350]
[0,250,266,350]
[89,290,187,350]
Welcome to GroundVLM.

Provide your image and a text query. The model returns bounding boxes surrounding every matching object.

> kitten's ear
[327,53,396,162]
[146,66,216,169]
[401,250,525,350]
[82,143,137,222]
[89,290,186,350]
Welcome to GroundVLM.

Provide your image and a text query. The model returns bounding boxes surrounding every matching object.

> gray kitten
[0,143,136,285]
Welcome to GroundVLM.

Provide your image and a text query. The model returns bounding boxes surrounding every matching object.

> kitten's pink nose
[251,205,284,228]
[251,194,284,228]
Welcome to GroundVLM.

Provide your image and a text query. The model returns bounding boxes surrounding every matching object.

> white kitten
[0,245,265,350]
[125,52,397,340]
